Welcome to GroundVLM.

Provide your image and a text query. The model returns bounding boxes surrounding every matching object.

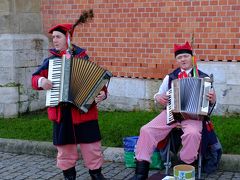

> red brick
[40,0,238,79]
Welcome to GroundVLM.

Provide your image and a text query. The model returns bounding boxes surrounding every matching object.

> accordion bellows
[46,55,112,112]
[167,77,212,125]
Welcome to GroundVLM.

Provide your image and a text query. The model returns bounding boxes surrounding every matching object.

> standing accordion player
[167,76,213,125]
[46,55,112,113]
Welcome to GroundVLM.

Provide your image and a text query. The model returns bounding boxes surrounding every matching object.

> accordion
[46,55,112,113]
[166,77,212,125]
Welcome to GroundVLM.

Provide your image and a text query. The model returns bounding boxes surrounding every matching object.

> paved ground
[1,151,240,180]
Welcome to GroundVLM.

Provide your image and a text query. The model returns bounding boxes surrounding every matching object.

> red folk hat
[174,41,193,57]
[48,23,74,36]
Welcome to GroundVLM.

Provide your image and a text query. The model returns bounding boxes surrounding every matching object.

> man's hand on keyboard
[155,93,168,106]
[41,78,53,90]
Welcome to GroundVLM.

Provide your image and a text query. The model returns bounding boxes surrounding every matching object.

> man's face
[52,31,67,51]
[175,53,193,70]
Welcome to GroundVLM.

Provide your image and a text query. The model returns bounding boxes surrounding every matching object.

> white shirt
[153,68,192,100]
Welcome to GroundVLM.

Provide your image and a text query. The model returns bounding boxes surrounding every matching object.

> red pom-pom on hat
[174,41,193,57]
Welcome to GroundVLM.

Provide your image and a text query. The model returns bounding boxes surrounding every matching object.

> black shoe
[89,168,107,180]
[128,174,148,180]
[63,167,76,180]
[128,160,150,180]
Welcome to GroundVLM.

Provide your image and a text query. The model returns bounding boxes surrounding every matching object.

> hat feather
[72,9,94,31]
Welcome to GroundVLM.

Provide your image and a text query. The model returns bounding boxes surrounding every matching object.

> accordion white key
[46,55,112,113]
[167,77,212,125]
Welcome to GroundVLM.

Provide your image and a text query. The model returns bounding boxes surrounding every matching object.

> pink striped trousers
[135,110,202,164]
[56,141,103,170]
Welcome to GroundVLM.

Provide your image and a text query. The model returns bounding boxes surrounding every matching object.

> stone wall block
[20,13,42,34]
[0,12,11,33]
[14,50,38,67]
[35,50,46,65]
[228,105,240,115]
[124,78,145,98]
[0,0,11,11]
[11,35,48,50]
[108,77,145,98]
[108,77,128,97]
[0,35,14,50]
[20,94,28,102]
[99,96,149,112]
[0,50,14,66]
[10,35,49,68]
[213,104,229,115]
[226,63,240,85]
[28,67,40,77]
[29,99,45,112]
[145,79,161,100]
[30,35,49,50]
[3,103,18,118]
[12,38,32,50]
[0,67,15,85]
[15,0,40,12]
[25,68,35,88]
[19,101,28,113]
[15,68,26,87]
[217,84,239,105]
[198,62,227,84]
[0,87,18,103]
[0,104,4,117]
[28,90,39,101]
[39,91,46,101]
[28,89,45,101]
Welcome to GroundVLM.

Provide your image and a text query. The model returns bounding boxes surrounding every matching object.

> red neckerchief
[178,71,188,79]
[49,49,67,57]
[58,50,67,57]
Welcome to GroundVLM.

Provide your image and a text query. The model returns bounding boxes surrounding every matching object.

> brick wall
[41,0,240,79]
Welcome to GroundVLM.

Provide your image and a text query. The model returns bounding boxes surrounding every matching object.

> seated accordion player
[166,77,213,125]
[46,55,112,113]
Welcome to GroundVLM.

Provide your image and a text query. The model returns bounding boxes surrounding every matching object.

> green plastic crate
[124,151,164,169]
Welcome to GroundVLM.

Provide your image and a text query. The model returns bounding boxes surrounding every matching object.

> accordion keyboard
[166,89,174,124]
[46,58,62,107]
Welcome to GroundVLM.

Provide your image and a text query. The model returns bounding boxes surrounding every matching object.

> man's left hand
[206,89,216,104]
[95,91,106,103]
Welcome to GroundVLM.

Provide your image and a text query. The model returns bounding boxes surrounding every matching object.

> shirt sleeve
[153,75,169,100]
[38,77,45,88]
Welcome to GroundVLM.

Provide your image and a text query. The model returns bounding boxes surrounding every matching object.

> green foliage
[0,110,239,154]
[0,82,21,87]
[0,111,52,142]
[211,116,240,154]
[98,111,159,147]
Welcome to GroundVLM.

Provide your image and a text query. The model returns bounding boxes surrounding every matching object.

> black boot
[89,167,107,180]
[63,167,76,180]
[128,160,150,180]
[177,158,197,167]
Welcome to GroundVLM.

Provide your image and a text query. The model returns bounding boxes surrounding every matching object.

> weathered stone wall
[0,0,48,118]
[198,62,240,115]
[99,77,160,112]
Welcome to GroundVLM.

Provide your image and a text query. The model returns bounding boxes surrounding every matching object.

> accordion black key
[46,55,112,112]
[167,77,212,125]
